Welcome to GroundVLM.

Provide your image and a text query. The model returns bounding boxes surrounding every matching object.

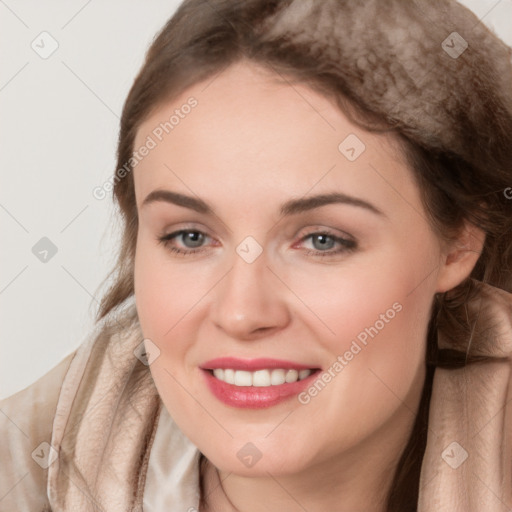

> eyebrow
[141,189,384,217]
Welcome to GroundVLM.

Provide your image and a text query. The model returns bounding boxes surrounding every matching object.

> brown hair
[95,1,512,509]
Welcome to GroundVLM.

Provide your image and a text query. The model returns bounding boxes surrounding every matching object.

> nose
[209,250,291,341]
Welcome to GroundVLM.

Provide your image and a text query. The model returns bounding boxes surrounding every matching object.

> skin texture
[132,61,483,511]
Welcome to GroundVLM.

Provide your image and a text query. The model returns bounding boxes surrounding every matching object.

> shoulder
[0,352,75,512]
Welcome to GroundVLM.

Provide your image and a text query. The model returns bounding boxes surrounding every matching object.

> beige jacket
[1,282,511,511]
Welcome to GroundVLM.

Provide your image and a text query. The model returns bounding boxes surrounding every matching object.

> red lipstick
[200,357,320,409]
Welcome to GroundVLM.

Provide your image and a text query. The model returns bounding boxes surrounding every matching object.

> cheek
[282,240,438,356]
[283,243,436,424]
[134,231,211,340]
[134,237,211,420]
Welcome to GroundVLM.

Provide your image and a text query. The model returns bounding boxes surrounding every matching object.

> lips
[200,357,321,409]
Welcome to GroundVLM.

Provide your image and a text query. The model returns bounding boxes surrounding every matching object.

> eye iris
[182,231,204,248]
[312,234,335,250]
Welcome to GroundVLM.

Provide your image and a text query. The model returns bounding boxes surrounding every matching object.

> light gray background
[1,0,511,400]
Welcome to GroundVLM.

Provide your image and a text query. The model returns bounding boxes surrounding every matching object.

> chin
[201,437,316,477]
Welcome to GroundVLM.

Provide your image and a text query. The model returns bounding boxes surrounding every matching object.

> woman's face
[132,61,451,477]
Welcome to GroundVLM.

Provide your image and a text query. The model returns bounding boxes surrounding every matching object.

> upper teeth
[212,368,312,387]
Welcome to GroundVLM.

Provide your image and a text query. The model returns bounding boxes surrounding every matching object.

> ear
[435,221,486,293]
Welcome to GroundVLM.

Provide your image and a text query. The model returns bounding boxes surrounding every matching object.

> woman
[1,0,511,510]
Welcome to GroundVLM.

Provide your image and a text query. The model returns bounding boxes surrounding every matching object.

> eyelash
[156,228,357,258]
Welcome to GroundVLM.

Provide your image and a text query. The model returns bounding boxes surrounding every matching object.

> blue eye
[176,231,205,248]
[158,230,210,256]
[309,233,336,250]
[299,232,356,257]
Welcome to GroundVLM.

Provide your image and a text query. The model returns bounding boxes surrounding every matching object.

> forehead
[132,61,417,215]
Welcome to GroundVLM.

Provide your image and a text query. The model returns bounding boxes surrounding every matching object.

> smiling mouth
[207,368,318,387]
[200,357,322,408]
